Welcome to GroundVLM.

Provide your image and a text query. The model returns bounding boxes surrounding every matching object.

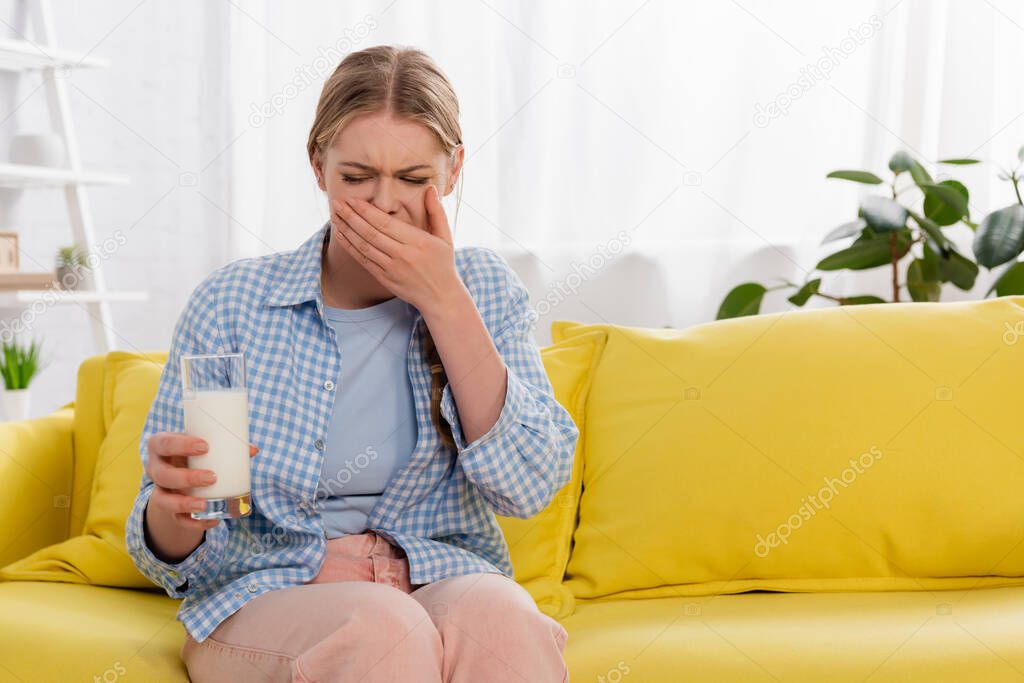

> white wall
[2,0,1022,420]
[1,0,233,417]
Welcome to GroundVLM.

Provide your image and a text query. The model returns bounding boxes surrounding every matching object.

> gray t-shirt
[316,295,418,537]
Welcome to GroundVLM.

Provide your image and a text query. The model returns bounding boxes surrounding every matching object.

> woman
[125,45,578,682]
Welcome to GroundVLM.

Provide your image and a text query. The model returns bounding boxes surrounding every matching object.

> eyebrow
[337,161,434,174]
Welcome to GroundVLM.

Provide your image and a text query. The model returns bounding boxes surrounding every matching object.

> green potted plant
[55,243,90,291]
[0,336,45,421]
[716,146,1024,319]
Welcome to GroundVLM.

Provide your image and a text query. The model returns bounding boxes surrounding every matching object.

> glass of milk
[180,352,252,520]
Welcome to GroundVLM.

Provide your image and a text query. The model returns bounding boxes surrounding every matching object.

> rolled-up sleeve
[124,273,230,598]
[439,249,580,519]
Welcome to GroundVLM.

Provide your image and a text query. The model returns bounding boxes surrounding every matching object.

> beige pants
[181,530,569,682]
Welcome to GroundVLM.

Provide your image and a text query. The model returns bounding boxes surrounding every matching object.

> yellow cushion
[0,408,74,569]
[553,296,1024,600]
[0,351,167,589]
[560,586,1024,681]
[495,329,606,619]
[68,354,112,537]
[0,581,187,681]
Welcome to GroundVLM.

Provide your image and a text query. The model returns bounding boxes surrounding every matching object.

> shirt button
[323,380,335,391]
[314,439,325,451]
[247,580,259,593]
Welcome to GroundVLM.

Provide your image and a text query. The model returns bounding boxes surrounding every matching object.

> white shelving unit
[1,0,147,352]
[0,36,108,71]
[0,161,129,187]
[0,288,148,306]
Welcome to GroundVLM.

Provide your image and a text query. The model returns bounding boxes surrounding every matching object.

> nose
[369,177,401,215]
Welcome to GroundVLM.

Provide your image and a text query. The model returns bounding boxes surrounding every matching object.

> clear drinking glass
[180,352,252,520]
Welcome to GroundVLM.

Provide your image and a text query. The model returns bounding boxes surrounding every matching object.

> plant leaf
[787,278,821,306]
[841,295,887,305]
[0,337,41,389]
[973,204,1024,268]
[987,261,1024,297]
[859,195,909,233]
[827,170,885,185]
[717,283,767,320]
[937,158,981,165]
[909,212,950,254]
[909,160,933,186]
[921,180,969,225]
[822,218,867,244]
[939,249,979,290]
[907,258,941,302]
[889,150,914,173]
[921,241,942,279]
[816,231,910,271]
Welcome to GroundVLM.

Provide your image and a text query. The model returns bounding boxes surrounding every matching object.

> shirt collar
[264,221,330,307]
[263,220,419,319]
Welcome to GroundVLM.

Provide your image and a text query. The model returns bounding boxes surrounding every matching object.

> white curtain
[224,0,1024,341]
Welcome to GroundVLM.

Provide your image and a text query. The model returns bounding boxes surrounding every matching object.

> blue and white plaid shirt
[125,221,579,643]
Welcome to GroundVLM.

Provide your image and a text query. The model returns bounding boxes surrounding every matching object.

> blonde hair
[307,45,463,450]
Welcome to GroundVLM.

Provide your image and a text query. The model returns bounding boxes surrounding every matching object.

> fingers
[149,431,209,458]
[425,184,453,243]
[146,436,259,532]
[340,196,414,246]
[333,198,397,264]
[173,514,222,530]
[152,488,211,515]
[150,457,218,491]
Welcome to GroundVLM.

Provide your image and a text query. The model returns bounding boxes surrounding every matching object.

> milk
[183,388,251,499]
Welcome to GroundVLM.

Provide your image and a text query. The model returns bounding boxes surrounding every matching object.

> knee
[347,583,435,639]
[437,573,566,645]
[295,585,442,681]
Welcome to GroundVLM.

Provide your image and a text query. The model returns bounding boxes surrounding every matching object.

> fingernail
[200,473,217,485]
[194,442,208,454]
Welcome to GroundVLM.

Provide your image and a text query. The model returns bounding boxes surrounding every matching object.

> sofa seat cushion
[560,586,1024,682]
[0,581,187,681]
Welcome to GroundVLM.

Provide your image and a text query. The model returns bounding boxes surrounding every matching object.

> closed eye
[341,175,429,185]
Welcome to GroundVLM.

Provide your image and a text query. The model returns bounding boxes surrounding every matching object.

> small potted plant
[0,336,44,421]
[55,244,90,290]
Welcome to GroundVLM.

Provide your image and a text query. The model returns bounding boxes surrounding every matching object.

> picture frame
[0,232,18,273]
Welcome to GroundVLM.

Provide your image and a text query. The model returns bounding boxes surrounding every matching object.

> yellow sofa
[4,295,1024,681]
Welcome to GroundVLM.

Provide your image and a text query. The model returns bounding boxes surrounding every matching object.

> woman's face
[313,111,462,234]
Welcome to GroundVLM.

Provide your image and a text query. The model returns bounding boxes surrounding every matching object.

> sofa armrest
[0,404,75,569]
